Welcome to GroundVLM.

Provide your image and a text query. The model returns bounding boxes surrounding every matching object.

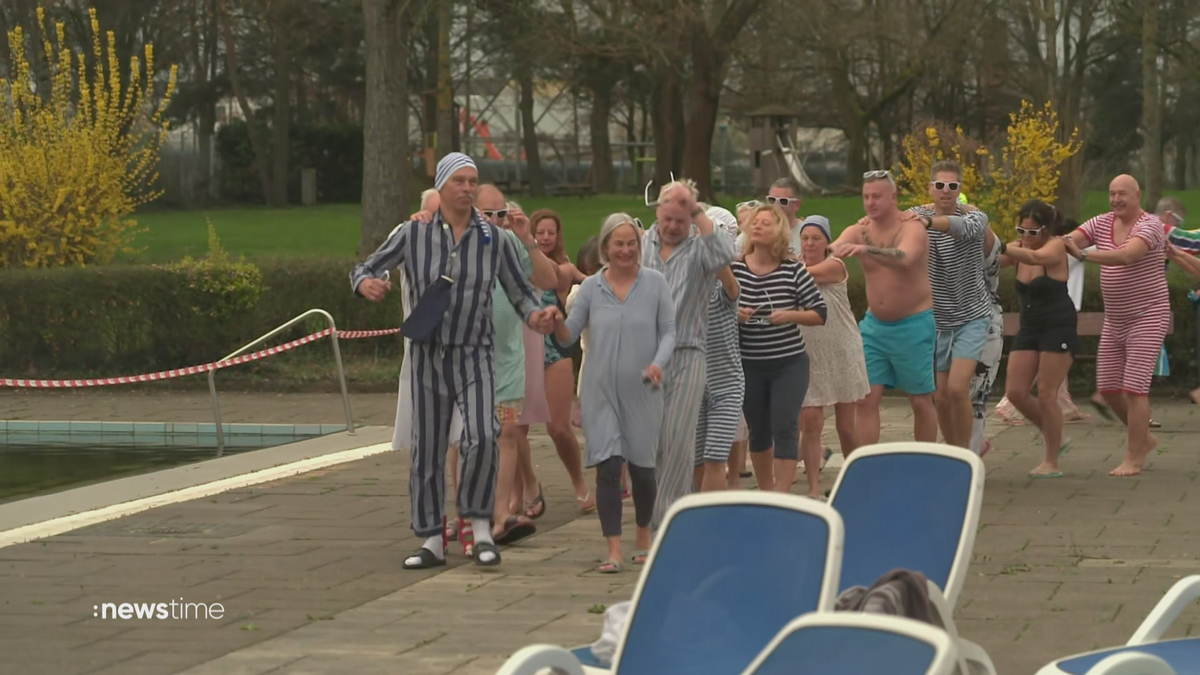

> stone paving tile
[4,392,1200,675]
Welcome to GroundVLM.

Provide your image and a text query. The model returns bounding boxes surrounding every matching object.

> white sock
[404,535,444,566]
[472,518,499,564]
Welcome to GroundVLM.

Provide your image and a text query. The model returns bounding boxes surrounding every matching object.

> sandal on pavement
[524,484,546,520]
[1150,419,1162,429]
[494,515,537,545]
[402,547,446,570]
[475,541,501,567]
[630,550,650,565]
[577,492,597,514]
[597,560,623,574]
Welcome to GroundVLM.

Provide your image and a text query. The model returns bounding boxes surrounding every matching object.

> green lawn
[127,190,1200,262]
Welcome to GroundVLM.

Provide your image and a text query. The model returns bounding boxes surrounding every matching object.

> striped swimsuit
[1078,212,1170,396]
[694,282,745,464]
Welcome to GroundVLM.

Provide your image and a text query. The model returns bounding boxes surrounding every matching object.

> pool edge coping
[0,425,394,548]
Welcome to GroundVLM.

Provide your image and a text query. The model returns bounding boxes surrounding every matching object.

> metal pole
[329,329,356,435]
[208,370,226,455]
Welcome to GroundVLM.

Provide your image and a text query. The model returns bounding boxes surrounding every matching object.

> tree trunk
[652,68,684,187]
[589,79,615,193]
[846,121,868,187]
[219,0,272,204]
[1141,0,1162,208]
[269,0,291,206]
[680,41,724,201]
[359,0,410,255]
[435,0,453,159]
[422,4,438,142]
[518,63,544,196]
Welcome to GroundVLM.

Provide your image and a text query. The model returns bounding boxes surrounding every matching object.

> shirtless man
[830,170,938,443]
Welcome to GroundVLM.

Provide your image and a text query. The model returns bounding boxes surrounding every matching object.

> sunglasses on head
[1167,210,1186,225]
[1015,225,1043,236]
[863,170,891,179]
[737,199,763,211]
[766,196,798,207]
[931,181,960,191]
[480,209,509,221]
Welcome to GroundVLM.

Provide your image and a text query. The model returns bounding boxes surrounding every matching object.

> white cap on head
[705,206,739,240]
[434,152,477,190]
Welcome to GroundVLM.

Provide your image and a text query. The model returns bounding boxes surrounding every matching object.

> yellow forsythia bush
[894,101,1082,240]
[0,7,177,268]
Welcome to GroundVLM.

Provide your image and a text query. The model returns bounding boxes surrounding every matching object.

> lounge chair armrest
[1128,575,1200,645]
[926,580,996,675]
[1085,652,1178,675]
[957,638,998,675]
[496,644,586,675]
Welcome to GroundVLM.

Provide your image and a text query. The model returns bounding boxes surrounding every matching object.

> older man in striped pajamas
[351,153,560,569]
[642,180,737,529]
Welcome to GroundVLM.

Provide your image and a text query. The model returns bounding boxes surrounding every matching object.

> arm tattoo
[861,231,904,258]
[864,246,905,258]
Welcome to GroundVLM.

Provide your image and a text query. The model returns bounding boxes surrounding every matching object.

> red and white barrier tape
[0,326,404,389]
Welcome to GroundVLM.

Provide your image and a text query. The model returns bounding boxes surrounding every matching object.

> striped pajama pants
[408,341,499,538]
[652,348,707,530]
[695,381,745,465]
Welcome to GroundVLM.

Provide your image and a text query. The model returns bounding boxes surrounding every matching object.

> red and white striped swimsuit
[1077,211,1170,395]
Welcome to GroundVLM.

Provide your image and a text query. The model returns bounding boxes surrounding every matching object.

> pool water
[0,443,265,503]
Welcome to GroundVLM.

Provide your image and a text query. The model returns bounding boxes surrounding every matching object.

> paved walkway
[1,391,1199,674]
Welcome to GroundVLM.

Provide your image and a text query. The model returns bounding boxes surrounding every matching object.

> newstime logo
[93,599,225,620]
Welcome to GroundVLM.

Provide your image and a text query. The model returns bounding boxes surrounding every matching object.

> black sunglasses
[766,196,798,207]
[931,181,961,191]
[480,209,509,221]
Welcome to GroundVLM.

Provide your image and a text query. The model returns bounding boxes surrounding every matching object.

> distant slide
[776,134,823,193]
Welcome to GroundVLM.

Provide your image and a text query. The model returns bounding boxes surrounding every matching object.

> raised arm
[651,278,677,371]
[853,219,927,269]
[1004,237,1066,267]
[716,266,739,301]
[804,256,848,286]
[1063,219,1160,266]
[696,223,737,274]
[1167,244,1200,278]
[553,279,592,347]
[496,233,543,322]
[913,205,987,242]
[350,221,409,295]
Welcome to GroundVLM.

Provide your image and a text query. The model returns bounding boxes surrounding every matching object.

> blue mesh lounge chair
[827,442,994,675]
[496,491,845,675]
[738,612,959,675]
[1037,575,1200,674]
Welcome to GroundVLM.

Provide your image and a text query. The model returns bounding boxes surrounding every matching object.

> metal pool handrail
[207,308,355,453]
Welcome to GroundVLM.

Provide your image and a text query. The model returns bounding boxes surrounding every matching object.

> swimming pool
[0,421,347,502]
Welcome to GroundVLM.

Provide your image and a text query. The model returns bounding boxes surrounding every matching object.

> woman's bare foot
[1110,435,1157,477]
[1064,410,1091,422]
[1029,462,1062,478]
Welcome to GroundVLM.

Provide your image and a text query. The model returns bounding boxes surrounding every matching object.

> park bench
[1001,311,1175,362]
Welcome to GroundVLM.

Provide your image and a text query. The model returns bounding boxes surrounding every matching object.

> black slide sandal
[402,548,445,570]
[475,541,501,566]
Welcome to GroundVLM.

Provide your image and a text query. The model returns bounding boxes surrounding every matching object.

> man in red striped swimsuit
[1062,174,1169,477]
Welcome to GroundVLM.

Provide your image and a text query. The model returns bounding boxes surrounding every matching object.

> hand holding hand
[358,278,392,302]
[830,242,864,259]
[1060,236,1082,259]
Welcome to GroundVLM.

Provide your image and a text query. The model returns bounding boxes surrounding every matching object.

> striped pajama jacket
[642,222,737,530]
[695,282,744,465]
[351,211,542,538]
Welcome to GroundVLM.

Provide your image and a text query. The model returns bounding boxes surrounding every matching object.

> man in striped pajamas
[351,153,561,569]
[908,161,992,449]
[642,180,737,528]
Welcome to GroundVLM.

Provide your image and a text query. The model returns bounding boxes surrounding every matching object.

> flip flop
[1089,399,1117,421]
[494,515,536,545]
[1030,470,1063,479]
[402,547,446,570]
[524,484,546,520]
[1150,419,1162,429]
[475,541,501,567]
[1059,439,1073,457]
[630,549,650,565]
[597,560,623,574]
[577,492,597,514]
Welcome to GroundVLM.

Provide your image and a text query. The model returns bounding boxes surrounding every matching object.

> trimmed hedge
[0,258,403,378]
[0,259,1197,390]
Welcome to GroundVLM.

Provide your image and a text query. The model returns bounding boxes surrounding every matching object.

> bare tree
[1141,0,1162,206]
[359,0,411,254]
